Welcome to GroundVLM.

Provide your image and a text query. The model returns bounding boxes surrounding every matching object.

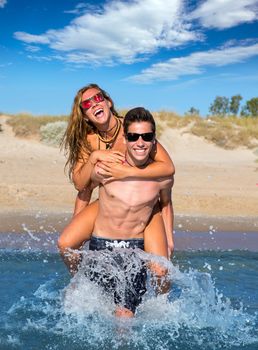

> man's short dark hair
[123,107,156,134]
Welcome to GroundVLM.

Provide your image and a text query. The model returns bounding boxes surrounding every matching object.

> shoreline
[1,211,257,234]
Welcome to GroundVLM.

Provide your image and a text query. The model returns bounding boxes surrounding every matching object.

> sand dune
[0,115,257,233]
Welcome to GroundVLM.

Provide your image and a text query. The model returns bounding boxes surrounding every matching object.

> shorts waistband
[89,235,144,251]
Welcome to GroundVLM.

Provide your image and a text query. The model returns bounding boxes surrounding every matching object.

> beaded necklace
[97,116,122,149]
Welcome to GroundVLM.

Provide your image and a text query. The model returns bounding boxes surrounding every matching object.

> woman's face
[81,88,112,129]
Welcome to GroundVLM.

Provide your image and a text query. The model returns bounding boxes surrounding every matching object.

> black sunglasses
[126,132,155,142]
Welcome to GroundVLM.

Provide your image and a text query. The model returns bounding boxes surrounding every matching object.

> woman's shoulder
[87,132,99,150]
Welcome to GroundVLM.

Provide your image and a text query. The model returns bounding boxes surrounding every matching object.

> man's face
[125,121,155,167]
[81,88,112,129]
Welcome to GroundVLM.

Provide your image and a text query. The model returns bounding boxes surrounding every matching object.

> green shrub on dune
[5,111,258,151]
[7,113,68,138]
[40,121,68,147]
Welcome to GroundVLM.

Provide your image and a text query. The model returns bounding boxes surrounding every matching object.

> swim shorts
[86,236,147,313]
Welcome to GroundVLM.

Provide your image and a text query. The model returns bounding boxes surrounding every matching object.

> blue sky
[0,0,257,116]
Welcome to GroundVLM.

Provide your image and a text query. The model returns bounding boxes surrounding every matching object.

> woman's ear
[81,109,89,122]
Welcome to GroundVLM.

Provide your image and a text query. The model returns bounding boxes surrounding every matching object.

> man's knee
[115,307,134,318]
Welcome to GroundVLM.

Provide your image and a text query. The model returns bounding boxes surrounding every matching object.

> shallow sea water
[0,231,257,350]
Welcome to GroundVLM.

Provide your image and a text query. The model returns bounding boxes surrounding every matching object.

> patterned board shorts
[86,235,147,313]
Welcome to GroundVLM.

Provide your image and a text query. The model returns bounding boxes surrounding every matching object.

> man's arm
[144,201,170,295]
[159,178,174,259]
[145,177,174,295]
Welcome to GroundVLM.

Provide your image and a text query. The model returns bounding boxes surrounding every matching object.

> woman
[58,83,175,275]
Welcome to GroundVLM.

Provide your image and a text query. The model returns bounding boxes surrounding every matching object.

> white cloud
[14,32,50,44]
[64,3,98,15]
[191,0,258,29]
[128,42,258,83]
[27,55,52,62]
[25,45,41,53]
[14,0,199,65]
[0,0,7,8]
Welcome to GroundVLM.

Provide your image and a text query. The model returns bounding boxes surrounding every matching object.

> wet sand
[1,211,257,234]
[1,225,257,252]
[1,211,257,252]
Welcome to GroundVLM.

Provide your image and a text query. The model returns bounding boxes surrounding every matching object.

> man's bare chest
[103,180,160,207]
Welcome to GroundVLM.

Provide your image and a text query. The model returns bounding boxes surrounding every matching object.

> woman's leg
[58,200,99,275]
[144,202,170,293]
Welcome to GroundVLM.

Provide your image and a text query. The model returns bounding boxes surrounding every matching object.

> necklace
[97,116,121,149]
[105,121,117,133]
[123,152,134,167]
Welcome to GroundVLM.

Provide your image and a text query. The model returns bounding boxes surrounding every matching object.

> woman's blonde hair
[61,83,119,179]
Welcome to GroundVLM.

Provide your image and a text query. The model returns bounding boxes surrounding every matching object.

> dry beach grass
[0,113,258,234]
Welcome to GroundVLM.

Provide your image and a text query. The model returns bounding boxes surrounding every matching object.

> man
[87,107,174,317]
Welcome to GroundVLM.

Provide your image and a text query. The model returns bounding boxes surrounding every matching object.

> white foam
[5,249,258,349]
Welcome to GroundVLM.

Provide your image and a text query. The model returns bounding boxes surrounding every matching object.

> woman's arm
[73,186,93,216]
[72,156,95,192]
[135,141,175,178]
[72,150,124,191]
[97,141,175,180]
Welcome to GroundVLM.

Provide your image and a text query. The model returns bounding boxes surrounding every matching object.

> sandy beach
[0,114,257,234]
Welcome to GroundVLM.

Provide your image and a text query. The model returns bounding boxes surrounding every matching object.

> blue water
[0,232,258,350]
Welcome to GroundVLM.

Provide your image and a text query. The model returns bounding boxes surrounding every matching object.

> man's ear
[151,139,157,154]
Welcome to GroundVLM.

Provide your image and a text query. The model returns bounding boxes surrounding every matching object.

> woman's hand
[96,161,134,179]
[89,150,124,165]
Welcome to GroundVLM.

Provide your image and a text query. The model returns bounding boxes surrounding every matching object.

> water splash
[22,223,41,242]
[2,249,258,350]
